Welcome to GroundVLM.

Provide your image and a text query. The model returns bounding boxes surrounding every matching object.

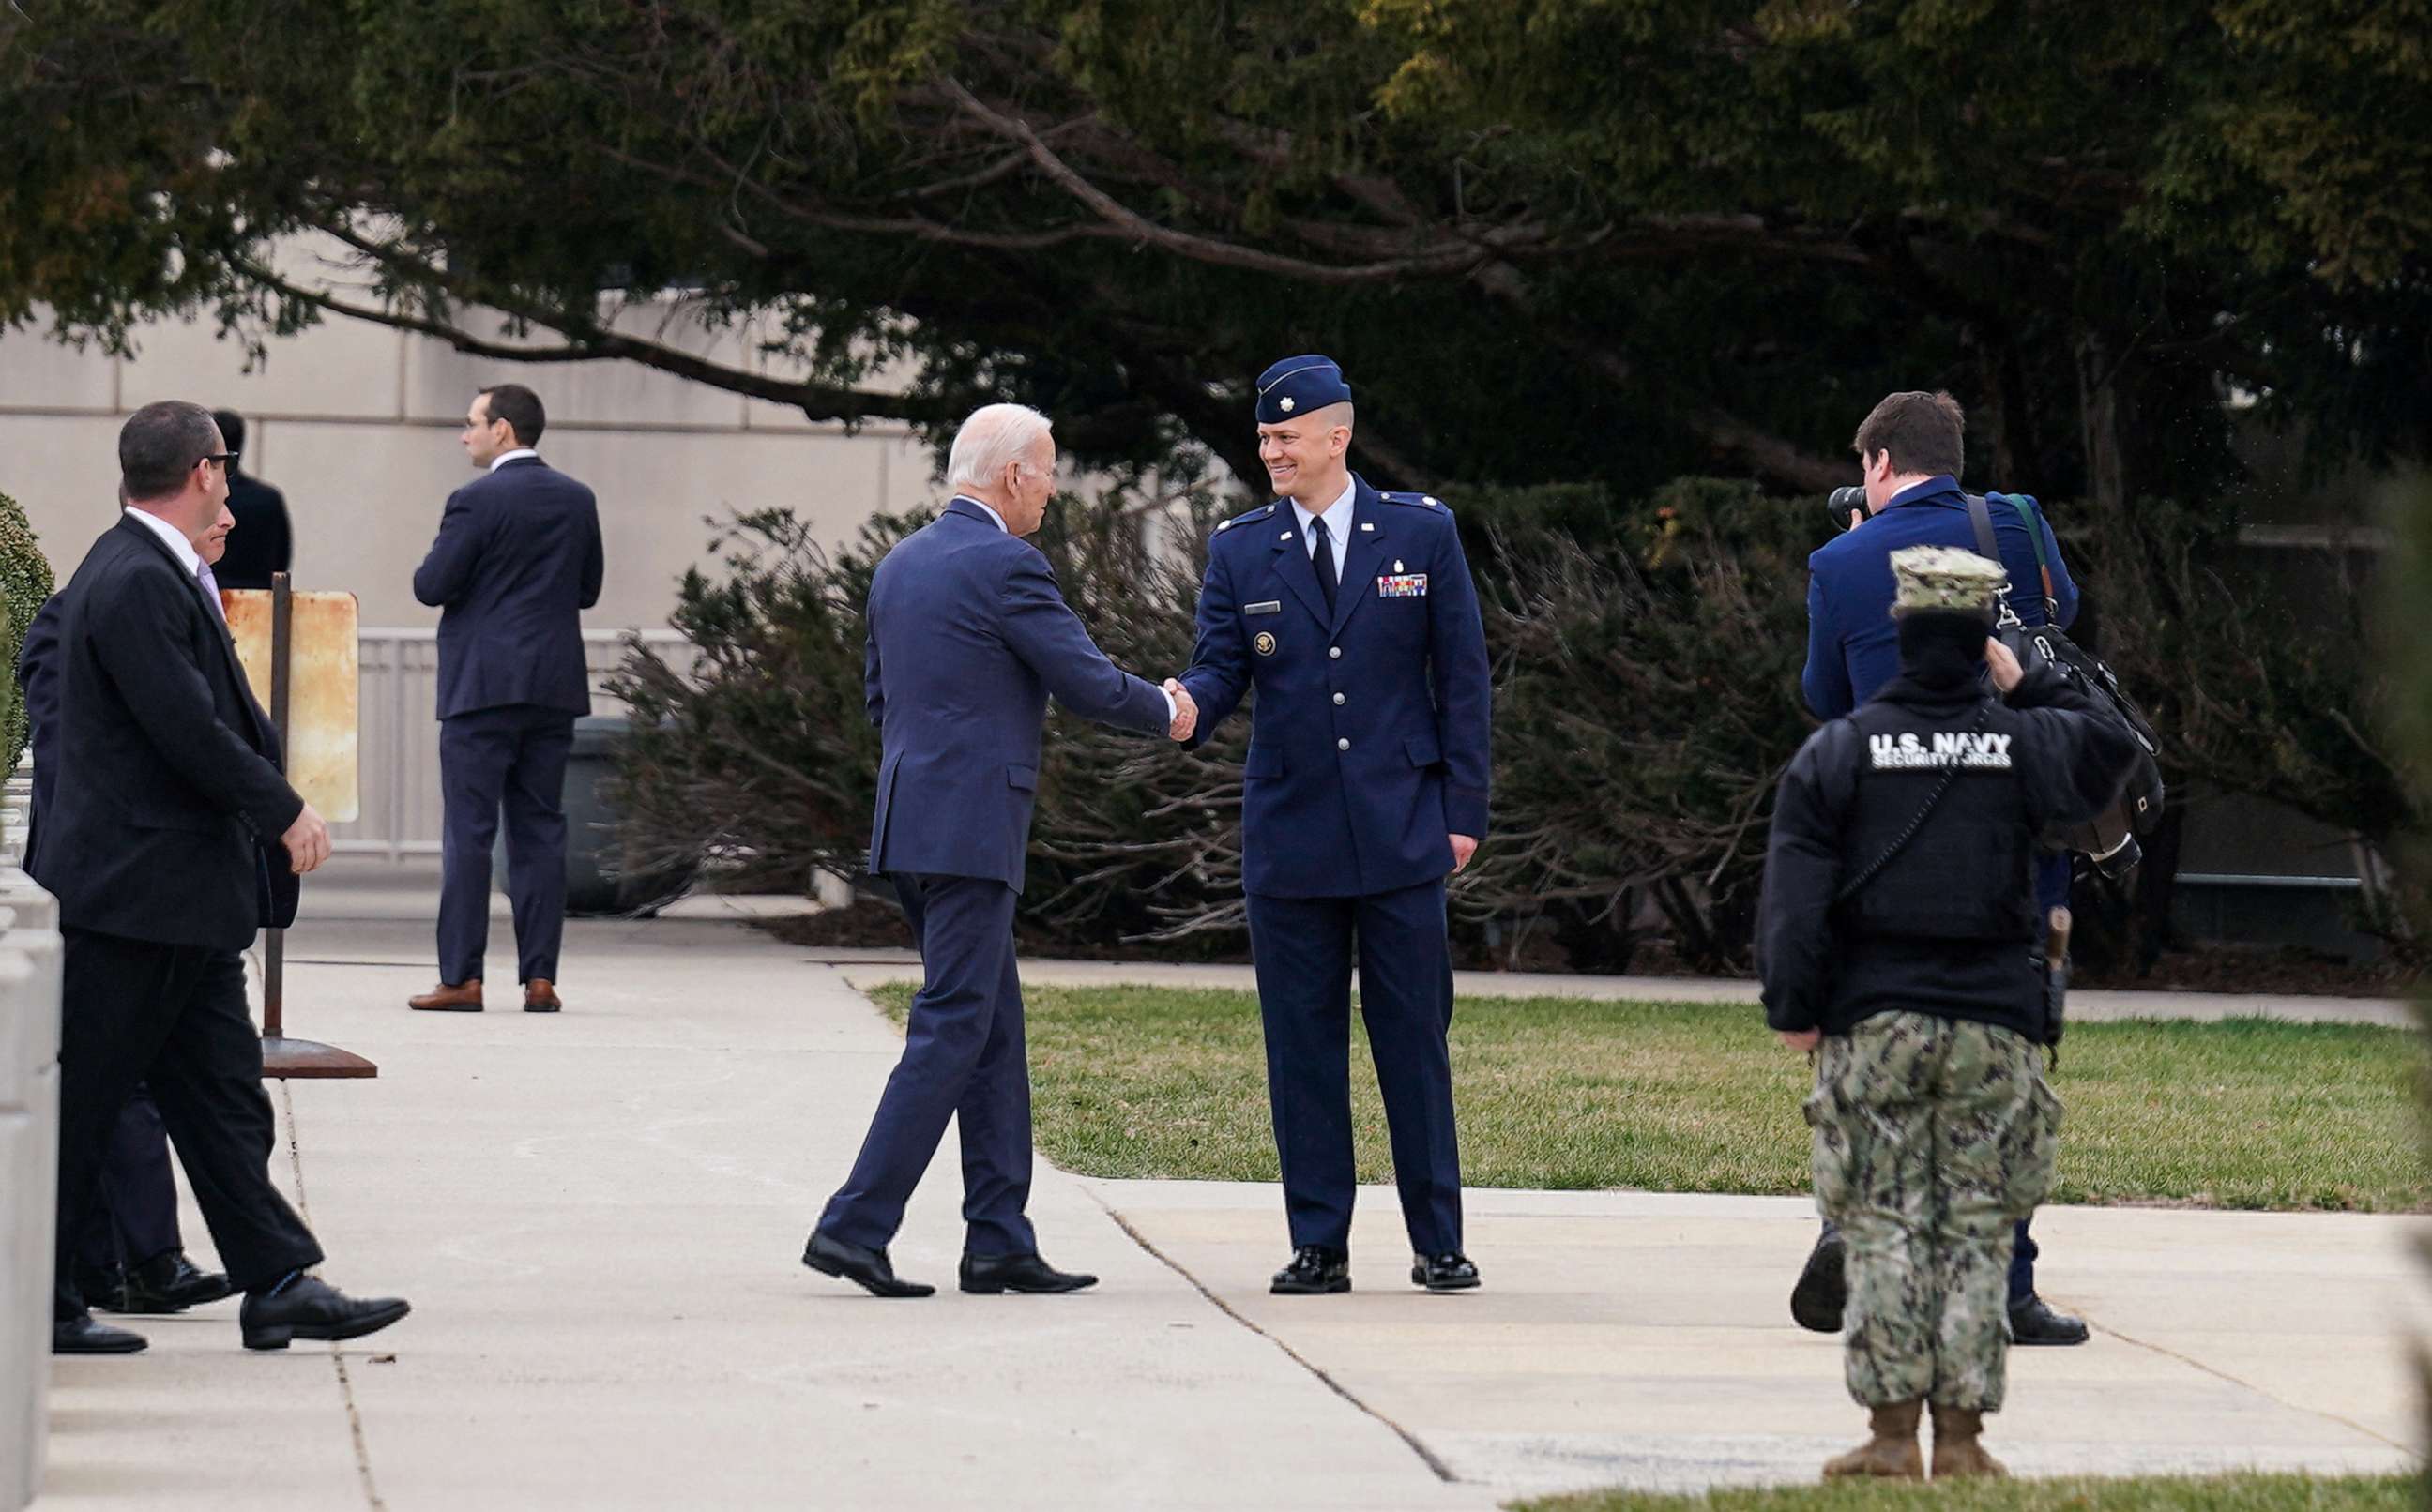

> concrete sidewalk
[37,907,2426,1508]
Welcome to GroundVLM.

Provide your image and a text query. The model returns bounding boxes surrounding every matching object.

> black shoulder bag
[1965,493,2166,881]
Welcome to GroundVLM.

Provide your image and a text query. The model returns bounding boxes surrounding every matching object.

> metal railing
[337,627,689,863]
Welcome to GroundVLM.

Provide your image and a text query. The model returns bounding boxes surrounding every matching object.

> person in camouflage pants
[1806,1013,2060,1419]
[1762,544,2138,1479]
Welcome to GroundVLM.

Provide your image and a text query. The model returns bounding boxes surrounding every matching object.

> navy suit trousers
[1247,877,1463,1256]
[438,703,576,985]
[74,1085,182,1272]
[817,874,1037,1258]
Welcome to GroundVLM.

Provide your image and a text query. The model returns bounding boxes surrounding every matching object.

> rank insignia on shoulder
[1254,630,1278,656]
[1376,573,1428,598]
[1216,504,1275,534]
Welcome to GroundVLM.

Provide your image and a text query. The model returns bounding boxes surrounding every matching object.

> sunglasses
[198,452,238,470]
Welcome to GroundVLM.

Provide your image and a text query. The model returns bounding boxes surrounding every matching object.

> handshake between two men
[806,373,1497,1305]
[1162,678,1198,742]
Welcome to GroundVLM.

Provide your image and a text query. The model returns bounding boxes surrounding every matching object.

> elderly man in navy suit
[1178,355,1494,1295]
[1790,388,2090,1349]
[803,403,1191,1298]
[409,384,604,1016]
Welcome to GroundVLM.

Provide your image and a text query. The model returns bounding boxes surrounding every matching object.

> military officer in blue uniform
[1178,355,1494,1294]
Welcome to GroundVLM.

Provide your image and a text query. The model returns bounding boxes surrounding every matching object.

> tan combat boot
[1822,1400,1924,1480]
[1930,1403,2011,1479]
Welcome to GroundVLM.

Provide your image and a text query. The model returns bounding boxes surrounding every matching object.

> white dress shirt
[950,494,1175,725]
[126,505,225,625]
[1289,477,1357,582]
[126,505,203,576]
[489,447,539,472]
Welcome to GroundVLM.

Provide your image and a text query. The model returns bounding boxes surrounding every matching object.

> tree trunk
[2076,330,2128,511]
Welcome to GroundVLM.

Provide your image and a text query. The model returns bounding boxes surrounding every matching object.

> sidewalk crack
[278,1081,390,1511]
[1085,1187,1460,1485]
[2092,1314,2417,1458]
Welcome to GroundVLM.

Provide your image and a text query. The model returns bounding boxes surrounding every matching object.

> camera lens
[1826,485,1865,523]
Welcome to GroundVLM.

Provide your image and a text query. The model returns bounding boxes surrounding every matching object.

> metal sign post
[257,571,375,1080]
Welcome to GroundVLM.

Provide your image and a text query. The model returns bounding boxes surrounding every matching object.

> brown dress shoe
[408,979,483,1012]
[524,978,562,1014]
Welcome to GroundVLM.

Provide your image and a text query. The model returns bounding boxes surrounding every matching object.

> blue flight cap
[1255,355,1353,424]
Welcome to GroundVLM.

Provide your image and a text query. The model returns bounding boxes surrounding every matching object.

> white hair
[947,403,1054,493]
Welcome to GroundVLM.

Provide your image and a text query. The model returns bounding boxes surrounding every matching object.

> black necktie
[1310,515,1338,615]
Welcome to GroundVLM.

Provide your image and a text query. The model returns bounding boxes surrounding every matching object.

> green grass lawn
[866,985,2427,1211]
[1508,1472,2420,1511]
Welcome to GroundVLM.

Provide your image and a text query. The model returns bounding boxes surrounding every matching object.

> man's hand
[1163,678,1197,742]
[1449,833,1479,873]
[1848,508,1864,534]
[1777,1028,1821,1054]
[1984,636,2025,695]
[281,803,331,875]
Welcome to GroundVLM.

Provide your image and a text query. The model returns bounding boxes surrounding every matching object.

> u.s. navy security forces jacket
[1179,474,1492,898]
[1759,653,2137,1040]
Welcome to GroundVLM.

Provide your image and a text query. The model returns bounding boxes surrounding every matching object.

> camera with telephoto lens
[1827,486,1865,525]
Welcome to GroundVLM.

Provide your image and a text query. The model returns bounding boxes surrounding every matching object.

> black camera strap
[1832,702,1994,905]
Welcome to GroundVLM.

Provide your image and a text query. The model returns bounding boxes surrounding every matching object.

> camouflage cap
[1888,545,2005,616]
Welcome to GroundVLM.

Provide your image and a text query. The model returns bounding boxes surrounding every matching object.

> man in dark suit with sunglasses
[38,400,408,1353]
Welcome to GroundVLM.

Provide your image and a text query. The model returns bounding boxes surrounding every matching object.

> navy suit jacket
[1179,476,1493,899]
[864,498,1172,892]
[412,455,604,718]
[29,515,304,950]
[1802,476,2079,718]
[16,596,59,847]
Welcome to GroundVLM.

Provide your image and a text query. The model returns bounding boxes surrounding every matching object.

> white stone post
[1,769,60,1510]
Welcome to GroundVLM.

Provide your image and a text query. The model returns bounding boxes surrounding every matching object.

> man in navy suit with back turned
[408,383,604,1016]
[1791,388,2090,1348]
[803,403,1192,1298]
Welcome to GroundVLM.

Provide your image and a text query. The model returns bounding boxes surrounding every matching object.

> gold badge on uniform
[1254,630,1278,657]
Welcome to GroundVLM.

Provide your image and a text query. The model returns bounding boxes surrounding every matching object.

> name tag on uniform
[1376,573,1429,598]
[1244,600,1283,616]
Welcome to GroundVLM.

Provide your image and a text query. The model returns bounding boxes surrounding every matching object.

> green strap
[1996,492,2058,606]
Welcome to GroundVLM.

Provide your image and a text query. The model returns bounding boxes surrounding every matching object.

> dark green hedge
[0,491,53,774]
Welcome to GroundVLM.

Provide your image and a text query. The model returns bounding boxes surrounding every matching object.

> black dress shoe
[960,1252,1097,1294]
[1790,1228,1847,1334]
[2010,1293,2090,1346]
[1410,1251,1481,1292]
[75,1263,134,1314]
[108,1250,234,1315]
[53,1314,147,1354]
[1270,1246,1350,1295]
[802,1231,935,1298]
[239,1275,411,1351]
